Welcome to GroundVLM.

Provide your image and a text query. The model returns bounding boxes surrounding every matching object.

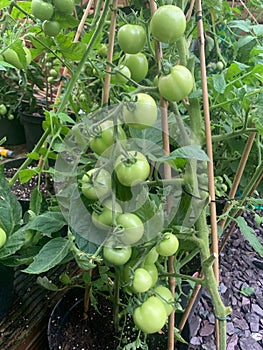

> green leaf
[0,167,22,235]
[239,286,254,297]
[237,35,255,49]
[56,35,87,61]
[0,0,11,10]
[37,276,60,291]
[235,216,263,257]
[149,145,210,164]
[0,227,25,259]
[22,237,70,274]
[29,188,43,214]
[213,74,226,94]
[18,169,37,184]
[228,20,252,32]
[174,327,188,344]
[27,212,67,234]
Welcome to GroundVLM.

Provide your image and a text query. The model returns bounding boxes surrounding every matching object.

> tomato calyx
[119,151,139,167]
[161,61,173,76]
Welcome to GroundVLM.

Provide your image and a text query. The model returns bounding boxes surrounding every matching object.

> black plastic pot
[0,263,15,319]
[20,112,45,151]
[0,118,26,145]
[47,287,196,350]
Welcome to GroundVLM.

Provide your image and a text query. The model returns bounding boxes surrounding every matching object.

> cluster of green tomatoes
[31,0,75,37]
[77,4,196,335]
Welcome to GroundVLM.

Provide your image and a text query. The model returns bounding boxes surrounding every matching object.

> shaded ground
[189,212,263,350]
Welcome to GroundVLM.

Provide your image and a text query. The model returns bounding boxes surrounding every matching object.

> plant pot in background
[20,112,45,152]
[0,118,26,146]
[0,263,15,319]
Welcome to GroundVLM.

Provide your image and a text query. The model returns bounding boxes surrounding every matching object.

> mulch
[189,211,263,350]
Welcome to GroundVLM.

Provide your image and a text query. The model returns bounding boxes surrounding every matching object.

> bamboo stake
[195,1,220,349]
[55,0,94,103]
[102,0,118,105]
[149,2,174,349]
[219,132,257,230]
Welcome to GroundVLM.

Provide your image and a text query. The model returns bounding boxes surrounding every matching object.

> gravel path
[189,212,263,349]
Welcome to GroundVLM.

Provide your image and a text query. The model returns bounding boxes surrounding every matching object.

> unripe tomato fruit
[0,104,7,116]
[142,263,158,287]
[158,65,194,102]
[133,296,167,334]
[132,268,153,293]
[81,168,112,201]
[123,53,148,82]
[150,5,186,43]
[115,151,150,187]
[216,61,224,70]
[144,246,159,264]
[123,93,158,130]
[112,65,131,84]
[89,120,126,156]
[154,285,174,316]
[117,24,146,54]
[103,246,132,266]
[92,199,122,230]
[42,20,61,37]
[54,0,74,15]
[31,0,54,21]
[116,213,144,245]
[0,227,7,248]
[156,232,179,256]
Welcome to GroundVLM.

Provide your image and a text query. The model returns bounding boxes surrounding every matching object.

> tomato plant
[133,296,167,334]
[112,65,131,84]
[156,232,179,257]
[150,5,186,43]
[114,151,150,187]
[116,213,144,245]
[123,53,148,82]
[31,0,54,20]
[90,120,126,156]
[103,246,132,266]
[0,228,7,248]
[158,65,194,102]
[123,93,158,130]
[117,24,146,54]
[81,168,112,200]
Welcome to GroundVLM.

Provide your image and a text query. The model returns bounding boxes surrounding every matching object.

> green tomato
[81,168,112,201]
[133,296,167,334]
[0,104,7,116]
[156,232,179,257]
[216,61,224,70]
[47,76,54,83]
[24,47,32,65]
[112,65,131,84]
[49,68,58,78]
[98,44,108,57]
[0,227,7,248]
[132,268,153,293]
[54,0,74,14]
[144,247,159,264]
[150,5,186,43]
[89,120,126,156]
[42,20,61,37]
[31,0,54,20]
[103,246,132,266]
[92,199,122,230]
[117,24,146,54]
[116,213,144,245]
[143,263,158,287]
[8,114,15,120]
[123,93,158,130]
[154,285,174,316]
[123,53,148,82]
[158,65,194,102]
[115,151,150,187]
